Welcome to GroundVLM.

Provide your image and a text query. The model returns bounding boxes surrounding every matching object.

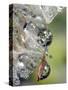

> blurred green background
[31,8,66,84]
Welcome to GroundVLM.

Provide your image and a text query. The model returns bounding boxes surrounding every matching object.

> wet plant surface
[9,4,66,86]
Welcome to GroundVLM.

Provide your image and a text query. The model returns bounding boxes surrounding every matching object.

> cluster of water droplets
[10,4,63,85]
